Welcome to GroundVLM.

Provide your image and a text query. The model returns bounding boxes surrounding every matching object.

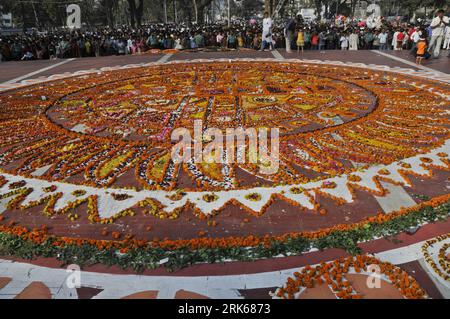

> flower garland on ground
[0,194,448,272]
[273,255,428,299]
[421,233,450,283]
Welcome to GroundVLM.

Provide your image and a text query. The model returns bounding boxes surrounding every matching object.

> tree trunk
[105,0,115,27]
[314,0,322,17]
[20,3,27,32]
[163,0,168,23]
[31,2,40,29]
[136,0,144,26]
[197,4,205,25]
[193,0,198,24]
[174,0,178,24]
[350,0,356,16]
[194,0,213,25]
[128,0,136,27]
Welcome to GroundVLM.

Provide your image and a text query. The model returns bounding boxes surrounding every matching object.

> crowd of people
[0,9,449,63]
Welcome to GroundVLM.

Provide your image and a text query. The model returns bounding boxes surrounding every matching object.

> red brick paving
[298,283,336,299]
[279,50,422,70]
[121,291,158,299]
[398,261,444,299]
[382,50,450,74]
[76,287,103,299]
[238,287,278,299]
[0,277,12,290]
[346,274,404,299]
[0,59,63,83]
[5,49,448,87]
[14,281,51,299]
[403,169,450,203]
[0,54,163,83]
[171,49,274,61]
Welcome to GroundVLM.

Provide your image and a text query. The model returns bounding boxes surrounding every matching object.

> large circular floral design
[1,61,448,193]
[47,64,376,142]
[0,60,449,267]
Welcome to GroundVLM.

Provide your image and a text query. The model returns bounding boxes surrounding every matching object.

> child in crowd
[416,37,427,65]
[296,28,304,53]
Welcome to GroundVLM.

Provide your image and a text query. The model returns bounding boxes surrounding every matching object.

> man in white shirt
[411,27,421,44]
[392,30,400,50]
[443,26,450,50]
[340,34,349,50]
[429,9,449,57]
[378,31,388,50]
[216,32,224,47]
[262,11,273,51]
[349,31,358,50]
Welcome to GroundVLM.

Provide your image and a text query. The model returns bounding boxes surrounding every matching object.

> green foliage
[0,201,448,272]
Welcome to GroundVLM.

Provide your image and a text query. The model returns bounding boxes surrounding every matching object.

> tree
[241,0,263,19]
[98,0,119,27]
[192,0,214,24]
[127,0,144,27]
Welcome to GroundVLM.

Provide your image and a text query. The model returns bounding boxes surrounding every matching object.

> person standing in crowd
[174,35,183,50]
[284,14,300,53]
[349,30,358,50]
[409,27,421,55]
[296,27,304,53]
[85,37,92,56]
[93,37,101,57]
[378,29,388,50]
[227,31,237,49]
[406,25,415,50]
[416,36,427,65]
[126,37,133,54]
[194,32,204,48]
[363,29,374,49]
[261,11,273,51]
[326,29,337,50]
[396,29,405,50]
[303,28,311,50]
[318,30,326,51]
[340,32,349,50]
[189,33,197,50]
[392,29,400,50]
[429,9,449,58]
[402,29,409,49]
[216,31,224,48]
[252,33,261,50]
[2,14,450,62]
[443,24,450,50]
[411,27,421,46]
[116,38,126,55]
[311,31,319,50]
[237,32,245,48]
[372,31,380,50]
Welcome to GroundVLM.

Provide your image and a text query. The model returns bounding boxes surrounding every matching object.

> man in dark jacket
[285,14,303,53]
